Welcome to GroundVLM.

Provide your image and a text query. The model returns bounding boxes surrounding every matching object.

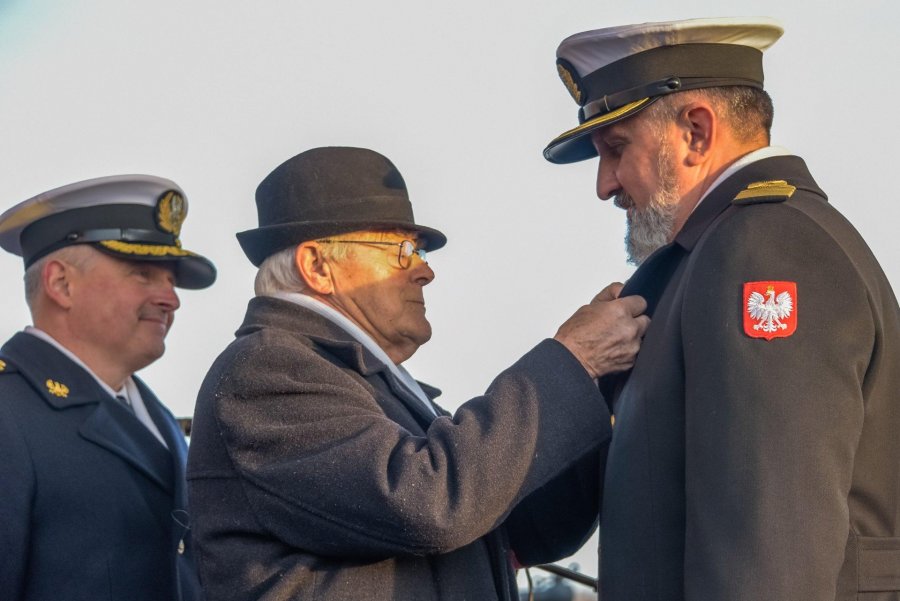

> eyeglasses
[317,239,427,269]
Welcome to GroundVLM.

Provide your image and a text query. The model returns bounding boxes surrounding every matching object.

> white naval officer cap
[543,17,784,164]
[0,174,216,289]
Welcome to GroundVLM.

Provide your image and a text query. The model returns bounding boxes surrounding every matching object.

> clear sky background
[1,0,897,581]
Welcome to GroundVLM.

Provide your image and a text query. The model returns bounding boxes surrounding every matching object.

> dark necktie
[116,395,134,413]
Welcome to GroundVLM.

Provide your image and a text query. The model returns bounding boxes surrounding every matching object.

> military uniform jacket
[600,155,900,600]
[0,332,202,601]
[187,297,609,601]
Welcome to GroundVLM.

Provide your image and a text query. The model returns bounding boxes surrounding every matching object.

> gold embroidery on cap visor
[548,97,653,148]
[98,240,195,257]
[156,191,187,236]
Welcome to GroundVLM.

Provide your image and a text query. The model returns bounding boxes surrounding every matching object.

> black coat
[600,155,900,600]
[187,297,609,601]
[0,332,201,601]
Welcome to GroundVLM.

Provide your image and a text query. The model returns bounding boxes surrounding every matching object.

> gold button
[177,540,185,555]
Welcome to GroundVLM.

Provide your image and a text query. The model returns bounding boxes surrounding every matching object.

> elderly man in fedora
[544,17,900,601]
[187,146,650,601]
[0,175,216,601]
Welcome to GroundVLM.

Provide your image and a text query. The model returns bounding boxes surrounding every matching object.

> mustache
[139,309,173,324]
[614,193,634,211]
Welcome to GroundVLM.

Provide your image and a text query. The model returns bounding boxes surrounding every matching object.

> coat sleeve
[680,202,871,600]
[505,444,603,567]
[201,337,608,559]
[0,380,35,600]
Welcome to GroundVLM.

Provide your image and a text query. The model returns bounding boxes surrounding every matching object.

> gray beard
[620,190,679,265]
[617,144,680,266]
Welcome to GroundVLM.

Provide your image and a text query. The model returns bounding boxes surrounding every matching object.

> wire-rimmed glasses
[317,239,427,269]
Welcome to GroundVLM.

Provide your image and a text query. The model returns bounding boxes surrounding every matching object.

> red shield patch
[743,281,798,340]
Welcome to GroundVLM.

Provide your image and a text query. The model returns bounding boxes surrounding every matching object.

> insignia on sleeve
[46,379,70,398]
[744,281,797,340]
[733,180,796,205]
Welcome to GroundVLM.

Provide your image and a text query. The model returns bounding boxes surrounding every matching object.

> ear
[679,102,716,167]
[295,242,335,295]
[42,259,76,309]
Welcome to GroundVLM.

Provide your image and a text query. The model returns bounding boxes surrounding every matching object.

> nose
[156,272,181,312]
[596,159,621,201]
[409,255,435,286]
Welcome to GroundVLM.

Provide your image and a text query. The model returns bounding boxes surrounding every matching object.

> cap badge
[556,59,583,105]
[156,190,187,236]
[744,281,797,340]
[0,359,6,372]
[46,378,70,398]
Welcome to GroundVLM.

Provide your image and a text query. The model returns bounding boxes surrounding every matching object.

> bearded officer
[0,175,216,601]
[544,16,900,600]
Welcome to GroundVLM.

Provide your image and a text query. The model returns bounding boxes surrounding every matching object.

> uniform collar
[23,326,169,447]
[0,331,176,492]
[24,326,128,399]
[674,153,825,251]
[2,330,116,409]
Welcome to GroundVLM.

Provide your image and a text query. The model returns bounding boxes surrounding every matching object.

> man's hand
[553,282,650,379]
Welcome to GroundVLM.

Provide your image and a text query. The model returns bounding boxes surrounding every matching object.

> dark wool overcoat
[187,298,610,601]
[0,332,202,601]
[599,155,900,600]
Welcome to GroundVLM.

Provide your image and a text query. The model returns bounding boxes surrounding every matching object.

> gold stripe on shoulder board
[733,180,797,204]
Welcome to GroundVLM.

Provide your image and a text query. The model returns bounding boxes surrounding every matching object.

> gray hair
[643,86,774,145]
[24,245,96,311]
[254,230,406,297]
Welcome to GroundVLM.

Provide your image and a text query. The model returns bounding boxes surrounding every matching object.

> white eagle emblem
[747,285,794,333]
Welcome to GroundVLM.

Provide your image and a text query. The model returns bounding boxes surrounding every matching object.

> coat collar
[237,297,444,419]
[1,332,176,493]
[238,296,389,376]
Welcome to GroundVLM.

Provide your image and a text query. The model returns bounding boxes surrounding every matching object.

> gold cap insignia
[556,59,583,105]
[46,379,70,398]
[0,359,6,372]
[156,190,187,236]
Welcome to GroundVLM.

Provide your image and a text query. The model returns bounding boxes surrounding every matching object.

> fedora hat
[544,17,784,164]
[0,174,216,289]
[237,147,447,266]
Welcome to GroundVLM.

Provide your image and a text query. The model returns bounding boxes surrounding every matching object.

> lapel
[137,377,186,500]
[1,332,174,494]
[137,377,191,544]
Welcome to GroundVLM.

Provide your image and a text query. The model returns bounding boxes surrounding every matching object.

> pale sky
[1,0,897,580]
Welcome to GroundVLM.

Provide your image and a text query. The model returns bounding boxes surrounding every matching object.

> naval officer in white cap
[545,17,900,601]
[0,175,215,601]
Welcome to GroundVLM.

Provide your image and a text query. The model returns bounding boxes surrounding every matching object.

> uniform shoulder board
[733,180,797,205]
